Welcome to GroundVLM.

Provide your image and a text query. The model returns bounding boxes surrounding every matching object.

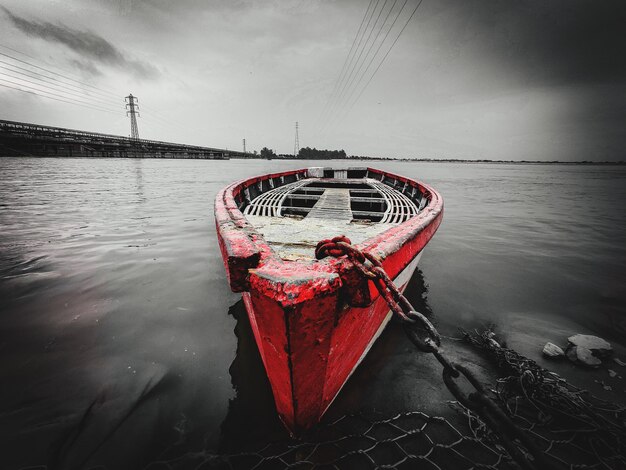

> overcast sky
[0,0,624,161]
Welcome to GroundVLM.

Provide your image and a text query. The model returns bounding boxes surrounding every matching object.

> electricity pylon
[125,94,140,140]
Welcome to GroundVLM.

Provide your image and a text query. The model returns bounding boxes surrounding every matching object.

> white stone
[575,346,602,368]
[542,342,565,358]
[486,332,501,348]
[568,334,612,357]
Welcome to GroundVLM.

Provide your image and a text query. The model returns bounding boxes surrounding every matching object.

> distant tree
[260,147,277,159]
[297,147,346,159]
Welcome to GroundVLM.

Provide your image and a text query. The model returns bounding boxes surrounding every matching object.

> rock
[567,334,612,358]
[575,346,602,368]
[566,345,602,368]
[608,369,617,378]
[486,331,501,348]
[542,342,565,358]
[566,346,578,363]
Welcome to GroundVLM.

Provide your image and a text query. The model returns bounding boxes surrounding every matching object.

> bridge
[0,119,249,159]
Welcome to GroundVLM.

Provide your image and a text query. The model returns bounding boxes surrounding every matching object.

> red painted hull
[215,168,443,433]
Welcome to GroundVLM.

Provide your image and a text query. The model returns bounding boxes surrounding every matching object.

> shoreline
[232,157,626,165]
[1,154,624,165]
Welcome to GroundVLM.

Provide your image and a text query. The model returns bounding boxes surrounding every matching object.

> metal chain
[315,236,555,470]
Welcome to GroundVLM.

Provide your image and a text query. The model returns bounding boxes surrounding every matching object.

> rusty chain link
[315,235,554,470]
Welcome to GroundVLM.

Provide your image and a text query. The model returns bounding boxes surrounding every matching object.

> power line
[137,114,184,140]
[335,0,402,114]
[0,42,118,96]
[0,62,181,136]
[1,75,178,139]
[317,0,382,129]
[315,0,376,129]
[344,0,424,117]
[0,44,122,99]
[139,103,171,121]
[138,103,188,131]
[0,70,121,111]
[0,44,197,135]
[326,0,410,129]
[0,43,195,136]
[0,48,120,101]
[320,0,397,133]
[333,0,391,109]
[0,76,121,113]
[0,81,120,115]
[322,0,424,131]
[0,59,121,107]
[139,114,167,128]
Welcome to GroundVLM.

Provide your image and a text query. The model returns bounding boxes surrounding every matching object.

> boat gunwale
[215,167,443,293]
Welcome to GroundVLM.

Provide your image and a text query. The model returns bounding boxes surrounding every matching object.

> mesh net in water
[147,410,513,470]
[144,329,626,470]
[463,329,626,470]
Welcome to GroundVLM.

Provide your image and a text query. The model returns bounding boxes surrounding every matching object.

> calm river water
[1,157,625,468]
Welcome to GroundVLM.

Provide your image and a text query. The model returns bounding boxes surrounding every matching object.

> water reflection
[133,158,146,205]
[322,268,439,423]
[1,158,624,468]
[219,300,287,453]
[48,367,180,470]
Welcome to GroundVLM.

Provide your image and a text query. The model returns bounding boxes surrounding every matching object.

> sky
[0,0,624,161]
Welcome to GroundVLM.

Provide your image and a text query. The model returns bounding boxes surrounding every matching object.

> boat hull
[215,167,443,434]
[241,252,422,431]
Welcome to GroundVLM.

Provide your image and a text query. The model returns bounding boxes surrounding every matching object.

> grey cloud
[68,59,102,77]
[1,6,159,79]
[424,0,626,88]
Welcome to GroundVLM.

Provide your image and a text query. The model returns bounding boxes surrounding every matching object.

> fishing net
[462,328,626,470]
[142,328,626,470]
[145,410,512,470]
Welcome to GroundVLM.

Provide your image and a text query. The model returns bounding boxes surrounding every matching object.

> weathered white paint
[307,167,325,178]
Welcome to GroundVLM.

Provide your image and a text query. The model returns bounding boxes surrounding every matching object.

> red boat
[215,167,443,434]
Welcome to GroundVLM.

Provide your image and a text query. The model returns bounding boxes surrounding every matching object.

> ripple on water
[0,158,624,468]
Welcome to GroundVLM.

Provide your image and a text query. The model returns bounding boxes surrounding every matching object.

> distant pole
[125,94,140,140]
[293,121,299,156]
[243,138,246,154]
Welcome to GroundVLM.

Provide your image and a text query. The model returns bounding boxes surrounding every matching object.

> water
[1,157,625,468]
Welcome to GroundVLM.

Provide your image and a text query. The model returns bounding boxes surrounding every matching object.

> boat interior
[237,167,429,260]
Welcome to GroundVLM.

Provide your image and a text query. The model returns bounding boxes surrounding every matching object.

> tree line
[259,146,347,159]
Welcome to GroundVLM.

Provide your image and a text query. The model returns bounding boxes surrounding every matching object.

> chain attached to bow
[315,235,553,470]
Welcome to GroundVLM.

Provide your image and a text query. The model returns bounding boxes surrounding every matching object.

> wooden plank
[305,188,353,222]
[349,196,385,204]
[285,194,322,201]
[347,188,382,194]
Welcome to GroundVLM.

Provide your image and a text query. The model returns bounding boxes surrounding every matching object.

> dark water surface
[1,158,625,468]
